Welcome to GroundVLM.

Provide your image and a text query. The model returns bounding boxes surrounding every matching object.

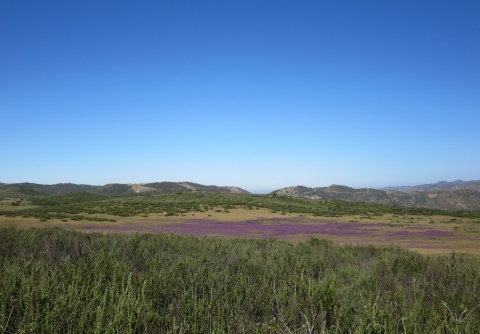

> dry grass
[2,208,480,255]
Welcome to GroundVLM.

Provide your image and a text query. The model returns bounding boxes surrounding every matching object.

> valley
[2,182,480,255]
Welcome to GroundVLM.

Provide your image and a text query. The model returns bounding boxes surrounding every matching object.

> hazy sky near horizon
[1,1,479,193]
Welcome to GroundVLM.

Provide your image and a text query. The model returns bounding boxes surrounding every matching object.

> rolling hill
[139,182,249,194]
[0,183,135,196]
[381,180,480,192]
[272,185,480,211]
[0,181,249,196]
[3,180,479,211]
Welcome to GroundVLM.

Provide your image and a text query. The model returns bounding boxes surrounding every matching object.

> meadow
[1,191,480,255]
[1,191,480,332]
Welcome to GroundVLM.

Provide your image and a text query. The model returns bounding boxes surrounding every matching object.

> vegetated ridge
[0,181,249,196]
[141,181,249,194]
[0,182,134,196]
[273,184,480,211]
[381,179,480,192]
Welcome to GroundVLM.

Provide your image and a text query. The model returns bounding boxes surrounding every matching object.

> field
[2,192,480,255]
[2,192,480,332]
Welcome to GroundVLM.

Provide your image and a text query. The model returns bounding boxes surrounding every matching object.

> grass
[3,204,480,255]
[1,227,480,333]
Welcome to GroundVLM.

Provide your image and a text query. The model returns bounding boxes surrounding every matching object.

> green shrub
[1,227,480,333]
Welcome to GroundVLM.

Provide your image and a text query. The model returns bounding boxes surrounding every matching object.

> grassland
[1,191,480,255]
[2,191,480,332]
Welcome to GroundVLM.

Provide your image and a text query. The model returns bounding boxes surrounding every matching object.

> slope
[273,185,480,211]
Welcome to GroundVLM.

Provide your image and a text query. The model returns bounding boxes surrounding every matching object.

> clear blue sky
[1,1,479,193]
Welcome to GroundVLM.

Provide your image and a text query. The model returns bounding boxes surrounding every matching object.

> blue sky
[1,1,479,193]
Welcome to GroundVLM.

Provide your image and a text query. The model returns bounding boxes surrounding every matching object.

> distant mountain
[381,180,480,192]
[0,183,135,196]
[0,181,249,196]
[272,185,480,211]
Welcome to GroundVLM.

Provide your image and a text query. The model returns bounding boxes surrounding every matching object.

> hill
[139,181,249,194]
[0,181,249,196]
[381,180,480,192]
[0,186,46,198]
[272,185,480,211]
[0,183,135,196]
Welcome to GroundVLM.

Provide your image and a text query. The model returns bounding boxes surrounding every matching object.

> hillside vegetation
[0,181,249,196]
[273,185,480,211]
[142,182,249,194]
[4,181,480,211]
[382,180,480,192]
[0,183,135,196]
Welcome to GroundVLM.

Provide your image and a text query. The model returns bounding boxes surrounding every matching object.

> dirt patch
[179,182,196,191]
[130,184,157,193]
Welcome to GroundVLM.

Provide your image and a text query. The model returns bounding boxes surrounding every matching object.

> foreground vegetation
[1,227,480,333]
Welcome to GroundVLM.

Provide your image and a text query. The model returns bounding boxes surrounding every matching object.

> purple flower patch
[45,217,480,254]
[150,219,383,239]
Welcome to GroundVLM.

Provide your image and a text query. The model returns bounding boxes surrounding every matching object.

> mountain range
[381,180,480,192]
[272,181,480,211]
[2,180,480,211]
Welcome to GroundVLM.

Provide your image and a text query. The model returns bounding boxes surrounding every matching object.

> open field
[2,206,480,255]
[2,192,480,332]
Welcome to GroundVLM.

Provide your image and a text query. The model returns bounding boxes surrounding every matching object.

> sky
[1,1,479,193]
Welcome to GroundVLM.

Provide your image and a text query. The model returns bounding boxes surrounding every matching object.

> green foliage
[142,182,191,193]
[1,227,480,332]
[274,185,480,212]
[0,186,44,198]
[142,182,249,194]
[0,183,135,196]
[2,192,480,222]
[30,192,109,206]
